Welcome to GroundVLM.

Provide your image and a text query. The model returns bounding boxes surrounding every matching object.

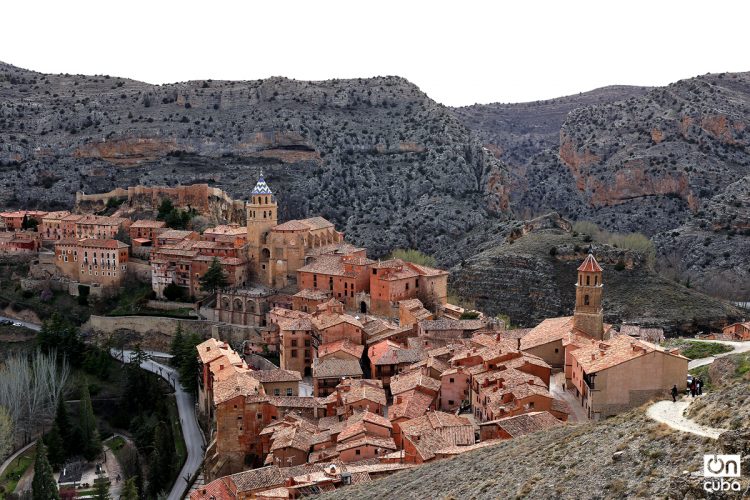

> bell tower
[573,249,605,340]
[247,174,277,281]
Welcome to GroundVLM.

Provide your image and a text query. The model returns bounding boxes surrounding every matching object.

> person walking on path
[671,385,678,402]
[690,380,696,397]
[697,378,703,395]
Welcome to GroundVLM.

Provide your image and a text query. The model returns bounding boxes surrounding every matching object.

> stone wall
[82,314,264,352]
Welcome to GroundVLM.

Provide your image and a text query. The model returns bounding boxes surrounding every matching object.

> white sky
[2,0,748,107]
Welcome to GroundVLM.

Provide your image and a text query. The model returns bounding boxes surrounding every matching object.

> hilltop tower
[573,249,605,340]
[247,174,278,282]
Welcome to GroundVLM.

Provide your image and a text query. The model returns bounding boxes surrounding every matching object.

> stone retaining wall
[82,314,264,352]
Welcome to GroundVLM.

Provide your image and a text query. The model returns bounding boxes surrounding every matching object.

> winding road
[114,349,205,500]
[0,315,203,499]
[645,338,750,439]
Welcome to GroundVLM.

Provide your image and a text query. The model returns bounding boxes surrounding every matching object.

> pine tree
[55,399,72,451]
[178,333,201,395]
[44,424,65,470]
[93,479,110,499]
[32,440,60,500]
[170,324,185,362]
[78,383,102,461]
[121,478,139,500]
[199,257,228,292]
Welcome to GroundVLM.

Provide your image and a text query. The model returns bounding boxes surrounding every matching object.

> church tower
[573,249,605,340]
[247,174,278,280]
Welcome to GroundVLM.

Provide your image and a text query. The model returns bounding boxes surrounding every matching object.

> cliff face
[456,73,750,298]
[0,62,509,260]
[449,213,744,333]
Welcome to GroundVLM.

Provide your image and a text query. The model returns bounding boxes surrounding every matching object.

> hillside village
[0,175,725,499]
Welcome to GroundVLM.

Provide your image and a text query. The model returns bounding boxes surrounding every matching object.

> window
[586,275,590,286]
[291,339,298,347]
[372,269,377,275]
[286,388,293,396]
[274,388,280,396]
[405,282,409,290]
[449,378,455,383]
[257,413,262,420]
[554,348,559,353]
[448,400,454,405]
[355,449,361,455]
[584,294,590,306]
[595,276,598,285]
[291,350,298,358]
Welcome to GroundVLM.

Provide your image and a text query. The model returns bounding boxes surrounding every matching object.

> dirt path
[646,397,726,439]
[645,339,747,438]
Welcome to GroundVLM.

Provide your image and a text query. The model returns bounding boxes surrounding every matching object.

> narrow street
[549,372,588,422]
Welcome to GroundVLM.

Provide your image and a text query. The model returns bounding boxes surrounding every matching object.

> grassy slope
[0,446,35,500]
[320,409,726,500]
[663,339,734,360]
[688,353,750,430]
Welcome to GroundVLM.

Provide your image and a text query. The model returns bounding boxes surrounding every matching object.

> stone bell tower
[247,174,277,282]
[573,249,605,340]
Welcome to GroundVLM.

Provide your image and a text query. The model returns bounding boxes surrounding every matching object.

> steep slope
[0,62,509,259]
[453,85,650,212]
[320,401,747,499]
[457,73,750,297]
[448,213,744,333]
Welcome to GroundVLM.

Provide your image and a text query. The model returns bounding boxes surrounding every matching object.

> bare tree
[0,350,70,446]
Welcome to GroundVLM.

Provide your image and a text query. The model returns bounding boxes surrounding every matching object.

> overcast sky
[2,0,747,107]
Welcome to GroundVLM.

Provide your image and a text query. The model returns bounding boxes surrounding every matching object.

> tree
[93,480,110,500]
[44,424,65,470]
[177,333,201,395]
[156,198,175,220]
[387,248,437,267]
[163,282,185,302]
[22,214,39,231]
[170,324,185,359]
[78,383,102,461]
[115,225,131,245]
[55,399,72,456]
[121,478,139,500]
[32,440,60,500]
[199,257,228,293]
[0,406,12,461]
[0,350,70,445]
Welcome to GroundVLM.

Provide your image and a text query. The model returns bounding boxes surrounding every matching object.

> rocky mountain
[0,62,509,259]
[1,62,747,326]
[452,85,650,202]
[448,213,744,333]
[456,73,750,300]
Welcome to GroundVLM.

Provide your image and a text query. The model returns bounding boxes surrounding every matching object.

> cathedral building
[246,176,345,289]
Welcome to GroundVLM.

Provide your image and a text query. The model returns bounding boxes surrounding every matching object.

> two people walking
[673,377,703,402]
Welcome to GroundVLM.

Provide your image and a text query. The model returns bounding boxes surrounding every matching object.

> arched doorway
[360,301,367,314]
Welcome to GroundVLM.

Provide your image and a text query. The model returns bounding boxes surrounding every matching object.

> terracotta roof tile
[389,370,441,396]
[478,411,562,438]
[578,253,603,272]
[312,358,363,379]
